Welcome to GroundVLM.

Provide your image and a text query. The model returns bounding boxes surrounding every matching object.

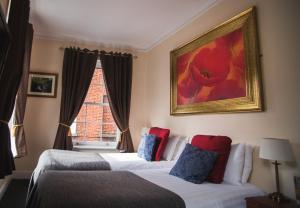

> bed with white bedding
[26,167,264,208]
[31,149,176,183]
[30,129,185,184]
[133,168,264,208]
[27,132,262,208]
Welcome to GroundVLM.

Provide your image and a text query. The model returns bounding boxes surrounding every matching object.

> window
[8,109,17,157]
[71,63,119,148]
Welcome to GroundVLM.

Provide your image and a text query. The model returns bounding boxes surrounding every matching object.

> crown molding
[145,0,223,52]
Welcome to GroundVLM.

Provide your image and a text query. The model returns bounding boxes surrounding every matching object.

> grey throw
[26,171,186,208]
[32,149,111,183]
[27,149,111,201]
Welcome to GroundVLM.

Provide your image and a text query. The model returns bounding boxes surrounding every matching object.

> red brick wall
[73,69,117,142]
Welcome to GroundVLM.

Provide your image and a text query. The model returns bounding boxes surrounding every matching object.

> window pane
[76,105,87,122]
[85,122,101,140]
[102,123,117,137]
[76,122,86,137]
[90,69,103,86]
[72,68,118,145]
[103,106,114,123]
[103,95,109,103]
[85,84,102,103]
[86,105,102,122]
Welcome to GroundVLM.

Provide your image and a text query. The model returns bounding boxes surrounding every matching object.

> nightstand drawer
[246,196,300,208]
[246,199,265,208]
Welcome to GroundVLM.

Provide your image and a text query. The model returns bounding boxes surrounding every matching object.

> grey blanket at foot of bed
[32,149,111,183]
[26,171,186,208]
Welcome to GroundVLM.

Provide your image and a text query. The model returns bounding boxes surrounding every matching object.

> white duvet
[32,150,175,183]
[100,152,175,170]
[132,168,265,208]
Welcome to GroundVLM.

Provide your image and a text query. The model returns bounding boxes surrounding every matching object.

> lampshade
[259,138,295,162]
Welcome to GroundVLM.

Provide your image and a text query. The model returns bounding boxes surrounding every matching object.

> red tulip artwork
[170,7,262,115]
[177,28,246,105]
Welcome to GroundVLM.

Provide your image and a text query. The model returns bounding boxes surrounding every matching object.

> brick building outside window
[71,63,119,148]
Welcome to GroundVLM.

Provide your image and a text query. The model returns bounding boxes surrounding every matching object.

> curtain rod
[58,47,138,59]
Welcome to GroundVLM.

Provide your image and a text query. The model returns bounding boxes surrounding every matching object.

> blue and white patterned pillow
[137,134,158,161]
[143,134,158,161]
[137,134,147,158]
[170,143,218,184]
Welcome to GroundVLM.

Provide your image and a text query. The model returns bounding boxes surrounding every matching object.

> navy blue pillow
[169,143,218,184]
[143,134,158,161]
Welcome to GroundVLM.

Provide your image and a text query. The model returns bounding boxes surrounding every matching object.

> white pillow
[172,137,188,160]
[162,134,179,161]
[140,127,150,136]
[223,143,245,185]
[241,144,254,183]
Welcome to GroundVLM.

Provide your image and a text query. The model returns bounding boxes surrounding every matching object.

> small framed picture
[295,176,300,201]
[27,72,58,98]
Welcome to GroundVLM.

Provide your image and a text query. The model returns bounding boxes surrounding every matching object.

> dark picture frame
[170,7,263,115]
[27,72,58,98]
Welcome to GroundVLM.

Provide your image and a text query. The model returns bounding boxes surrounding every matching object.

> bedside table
[245,196,300,208]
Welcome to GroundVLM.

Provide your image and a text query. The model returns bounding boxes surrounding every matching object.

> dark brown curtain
[13,23,33,158]
[0,6,10,78]
[99,51,134,152]
[0,0,30,178]
[53,48,98,150]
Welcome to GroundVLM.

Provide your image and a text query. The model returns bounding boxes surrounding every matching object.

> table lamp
[259,138,295,203]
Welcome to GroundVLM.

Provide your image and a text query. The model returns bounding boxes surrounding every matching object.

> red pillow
[191,135,232,183]
[149,127,170,161]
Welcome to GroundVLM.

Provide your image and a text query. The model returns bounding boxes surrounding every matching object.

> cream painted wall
[143,0,300,199]
[0,0,9,17]
[14,38,63,170]
[14,37,148,170]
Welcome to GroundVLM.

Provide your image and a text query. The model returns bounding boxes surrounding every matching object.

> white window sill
[73,145,117,150]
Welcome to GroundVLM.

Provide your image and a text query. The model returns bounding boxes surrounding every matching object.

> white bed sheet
[32,150,175,183]
[132,168,265,208]
[100,152,176,170]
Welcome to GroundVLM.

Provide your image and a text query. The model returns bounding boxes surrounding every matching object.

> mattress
[132,168,265,208]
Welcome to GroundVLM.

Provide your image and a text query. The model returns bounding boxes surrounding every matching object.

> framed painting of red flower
[170,7,263,115]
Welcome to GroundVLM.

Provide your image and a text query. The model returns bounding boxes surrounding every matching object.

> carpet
[0,179,29,208]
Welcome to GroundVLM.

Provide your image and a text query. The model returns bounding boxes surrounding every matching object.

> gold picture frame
[170,7,263,115]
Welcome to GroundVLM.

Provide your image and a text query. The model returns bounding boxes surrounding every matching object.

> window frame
[71,61,120,149]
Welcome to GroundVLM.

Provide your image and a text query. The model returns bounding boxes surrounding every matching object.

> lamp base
[268,192,288,203]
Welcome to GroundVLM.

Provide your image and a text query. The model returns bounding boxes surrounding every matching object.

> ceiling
[30,0,219,51]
